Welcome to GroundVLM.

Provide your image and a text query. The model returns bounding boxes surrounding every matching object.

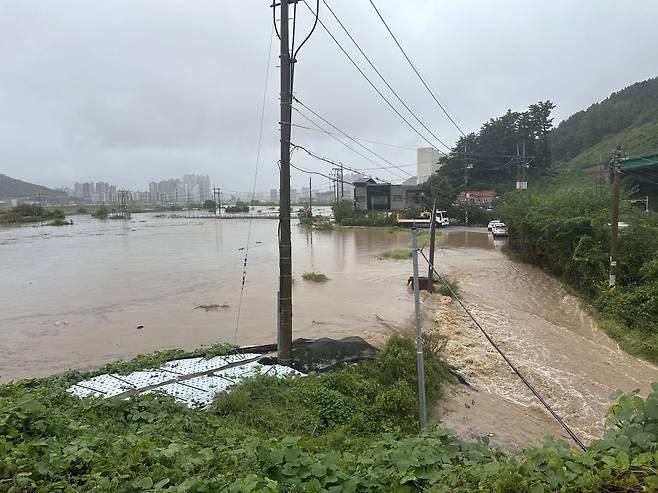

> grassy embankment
[2,335,658,491]
[500,185,658,363]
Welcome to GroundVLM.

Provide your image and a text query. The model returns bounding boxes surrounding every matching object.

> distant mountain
[551,76,658,169]
[0,174,66,200]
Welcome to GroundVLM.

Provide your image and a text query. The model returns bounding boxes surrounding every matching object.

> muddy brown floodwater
[0,212,413,382]
[1,216,656,449]
[427,229,658,450]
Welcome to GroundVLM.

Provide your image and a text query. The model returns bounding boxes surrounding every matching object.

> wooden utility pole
[278,0,293,366]
[608,146,623,289]
[427,198,437,293]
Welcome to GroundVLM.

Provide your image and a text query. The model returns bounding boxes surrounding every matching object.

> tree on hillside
[436,101,556,192]
[420,174,456,212]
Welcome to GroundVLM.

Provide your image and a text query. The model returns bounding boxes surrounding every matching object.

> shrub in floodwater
[302,272,329,282]
[91,205,109,219]
[313,221,334,231]
[436,275,460,298]
[381,248,412,260]
[225,201,250,213]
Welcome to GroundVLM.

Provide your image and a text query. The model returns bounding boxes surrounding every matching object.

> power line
[293,98,413,177]
[368,0,467,138]
[420,250,587,451]
[293,106,405,180]
[234,25,275,345]
[300,0,447,151]
[292,123,417,151]
[292,143,391,183]
[320,0,451,151]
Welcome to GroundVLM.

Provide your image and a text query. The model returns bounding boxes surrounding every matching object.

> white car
[487,220,502,231]
[491,223,508,237]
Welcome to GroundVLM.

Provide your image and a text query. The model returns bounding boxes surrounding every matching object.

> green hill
[0,174,66,200]
[551,76,658,169]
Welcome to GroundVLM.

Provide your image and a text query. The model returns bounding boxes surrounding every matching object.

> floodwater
[1,216,656,449]
[427,229,658,449]
[0,212,413,382]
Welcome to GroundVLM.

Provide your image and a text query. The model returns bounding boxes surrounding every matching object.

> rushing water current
[1,213,656,448]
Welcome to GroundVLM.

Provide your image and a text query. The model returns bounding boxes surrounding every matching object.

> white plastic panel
[116,370,175,388]
[160,354,260,375]
[213,361,264,381]
[73,374,134,397]
[156,383,214,408]
[67,384,104,399]
[68,353,306,408]
[184,375,234,394]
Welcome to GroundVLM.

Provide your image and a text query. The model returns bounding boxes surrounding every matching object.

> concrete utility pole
[213,186,221,217]
[464,143,468,226]
[608,145,623,289]
[427,198,437,294]
[340,162,344,199]
[411,227,427,428]
[278,0,293,366]
[309,177,312,215]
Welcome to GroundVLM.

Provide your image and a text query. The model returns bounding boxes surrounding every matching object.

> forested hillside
[437,101,555,193]
[550,76,658,167]
[0,174,65,200]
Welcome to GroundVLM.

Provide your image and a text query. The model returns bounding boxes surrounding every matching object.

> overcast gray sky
[1,0,657,195]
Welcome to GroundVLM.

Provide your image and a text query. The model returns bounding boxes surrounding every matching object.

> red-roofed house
[458,190,496,206]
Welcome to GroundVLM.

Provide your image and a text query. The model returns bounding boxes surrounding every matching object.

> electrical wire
[292,123,418,151]
[294,97,413,177]
[368,0,467,138]
[292,142,390,183]
[419,249,587,451]
[292,106,407,181]
[320,0,451,151]
[300,0,447,151]
[234,25,275,345]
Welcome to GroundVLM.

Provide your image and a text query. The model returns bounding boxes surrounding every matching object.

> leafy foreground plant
[1,338,658,491]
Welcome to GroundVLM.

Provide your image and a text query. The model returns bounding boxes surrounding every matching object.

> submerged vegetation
[436,274,461,298]
[2,336,658,491]
[225,200,250,213]
[301,271,329,282]
[194,303,230,312]
[501,185,658,363]
[0,204,66,225]
[91,205,109,219]
[381,248,412,260]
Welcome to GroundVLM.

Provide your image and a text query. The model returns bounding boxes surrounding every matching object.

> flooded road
[1,216,656,448]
